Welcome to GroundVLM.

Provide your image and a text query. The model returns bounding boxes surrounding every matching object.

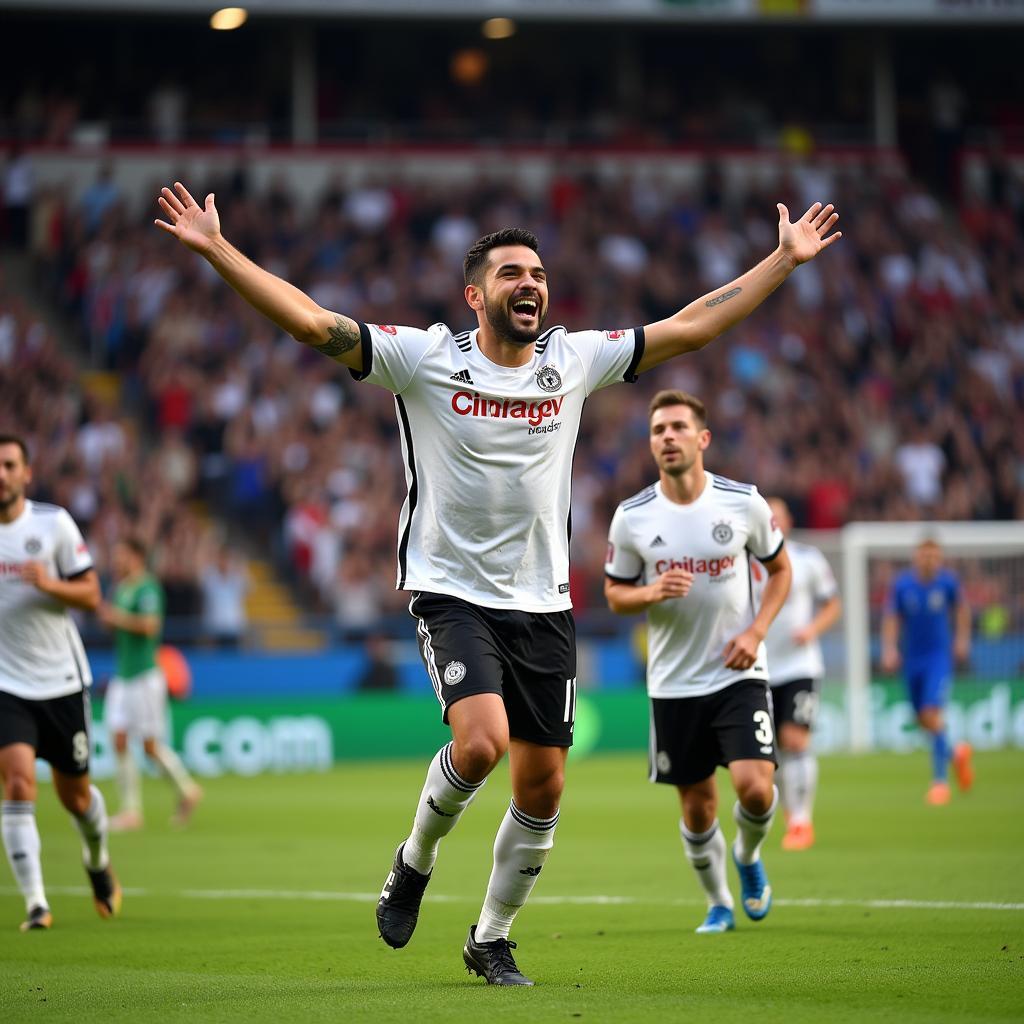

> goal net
[791,522,1024,753]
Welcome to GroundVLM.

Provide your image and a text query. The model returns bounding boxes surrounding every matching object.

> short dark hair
[118,535,148,560]
[648,390,708,428]
[0,433,30,464]
[463,228,541,286]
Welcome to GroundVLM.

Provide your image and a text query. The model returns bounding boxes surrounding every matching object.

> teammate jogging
[605,392,792,936]
[0,434,120,931]
[755,497,841,851]
[154,180,840,982]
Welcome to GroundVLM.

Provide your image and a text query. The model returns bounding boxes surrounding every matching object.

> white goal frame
[840,521,1024,751]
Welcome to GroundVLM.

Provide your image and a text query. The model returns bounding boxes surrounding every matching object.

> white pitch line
[5,886,1023,912]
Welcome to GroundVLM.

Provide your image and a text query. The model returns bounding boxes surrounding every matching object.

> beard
[483,291,547,347]
[658,453,695,476]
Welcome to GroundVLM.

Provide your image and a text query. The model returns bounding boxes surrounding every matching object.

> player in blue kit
[881,538,973,805]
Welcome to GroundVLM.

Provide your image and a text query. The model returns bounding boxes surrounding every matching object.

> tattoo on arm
[312,316,360,359]
[705,287,742,308]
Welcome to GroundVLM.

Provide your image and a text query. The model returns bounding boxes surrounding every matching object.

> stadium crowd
[3,153,1023,636]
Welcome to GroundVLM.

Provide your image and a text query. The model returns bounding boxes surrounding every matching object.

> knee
[454,733,507,782]
[4,772,36,803]
[59,784,91,817]
[142,739,158,758]
[518,768,564,820]
[779,724,810,754]
[113,733,129,755]
[736,775,775,816]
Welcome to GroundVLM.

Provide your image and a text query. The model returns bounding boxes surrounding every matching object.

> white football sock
[70,785,109,871]
[149,742,197,800]
[2,801,48,912]
[475,802,558,943]
[779,751,818,826]
[733,785,778,865]
[681,818,733,909]
[115,749,142,816]
[402,742,484,875]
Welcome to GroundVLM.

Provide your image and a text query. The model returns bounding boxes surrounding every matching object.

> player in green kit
[99,537,202,830]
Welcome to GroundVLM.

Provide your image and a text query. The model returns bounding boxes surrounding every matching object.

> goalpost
[840,521,1024,751]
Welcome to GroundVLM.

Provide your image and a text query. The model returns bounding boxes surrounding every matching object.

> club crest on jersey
[443,661,467,686]
[711,521,733,545]
[24,537,42,555]
[535,365,562,393]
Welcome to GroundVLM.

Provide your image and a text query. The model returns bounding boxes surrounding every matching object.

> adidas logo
[427,795,455,817]
[449,369,474,384]
[650,535,665,547]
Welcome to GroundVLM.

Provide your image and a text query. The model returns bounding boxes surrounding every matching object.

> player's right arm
[603,505,693,614]
[154,182,362,371]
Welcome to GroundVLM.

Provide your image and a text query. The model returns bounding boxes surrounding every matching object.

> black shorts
[0,688,92,776]
[408,591,577,747]
[771,677,820,732]
[649,680,777,786]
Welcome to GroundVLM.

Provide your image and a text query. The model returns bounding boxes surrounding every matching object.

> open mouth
[510,295,539,322]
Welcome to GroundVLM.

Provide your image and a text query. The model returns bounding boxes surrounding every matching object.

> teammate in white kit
[154,180,840,981]
[605,392,792,935]
[0,435,121,931]
[754,497,841,851]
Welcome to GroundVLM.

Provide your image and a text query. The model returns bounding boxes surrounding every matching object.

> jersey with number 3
[605,474,783,698]
[351,321,644,612]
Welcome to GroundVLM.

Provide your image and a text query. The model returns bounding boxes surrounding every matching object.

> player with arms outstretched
[605,392,792,935]
[154,180,839,982]
[755,497,841,851]
[881,538,973,805]
[0,434,120,931]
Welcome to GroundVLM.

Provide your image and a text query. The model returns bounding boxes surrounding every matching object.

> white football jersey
[605,473,784,698]
[352,321,644,611]
[753,539,837,685]
[0,500,94,699]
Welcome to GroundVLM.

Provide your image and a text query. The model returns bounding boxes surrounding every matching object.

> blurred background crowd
[2,7,1022,652]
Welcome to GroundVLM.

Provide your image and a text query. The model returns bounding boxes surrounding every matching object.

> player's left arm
[794,594,842,646]
[637,202,841,373]
[20,564,101,612]
[724,548,792,670]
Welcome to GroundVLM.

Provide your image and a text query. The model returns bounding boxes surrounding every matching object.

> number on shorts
[71,730,89,768]
[563,677,577,726]
[793,690,819,726]
[753,710,774,747]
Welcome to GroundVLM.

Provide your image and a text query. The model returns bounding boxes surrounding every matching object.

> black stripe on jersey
[394,395,418,590]
[455,340,472,353]
[535,325,564,354]
[65,621,88,692]
[605,571,643,584]
[624,325,645,382]
[347,322,374,382]
[752,537,785,564]
[565,397,585,546]
[746,550,755,621]
[64,565,94,582]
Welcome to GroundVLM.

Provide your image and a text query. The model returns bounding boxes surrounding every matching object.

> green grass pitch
[1,750,1022,1022]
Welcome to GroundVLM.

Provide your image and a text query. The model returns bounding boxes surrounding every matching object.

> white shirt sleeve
[745,488,785,563]
[54,509,93,578]
[568,327,646,395]
[810,547,839,601]
[350,322,437,394]
[604,505,644,583]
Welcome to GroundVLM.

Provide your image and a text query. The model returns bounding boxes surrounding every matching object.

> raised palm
[778,201,841,266]
[154,182,221,254]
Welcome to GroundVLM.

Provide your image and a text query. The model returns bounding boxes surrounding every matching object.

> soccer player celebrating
[755,497,841,851]
[881,538,973,805]
[604,393,792,935]
[99,537,202,831]
[154,181,839,982]
[0,434,120,931]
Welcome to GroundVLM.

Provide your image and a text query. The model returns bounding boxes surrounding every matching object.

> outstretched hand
[778,201,841,267]
[154,182,221,255]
